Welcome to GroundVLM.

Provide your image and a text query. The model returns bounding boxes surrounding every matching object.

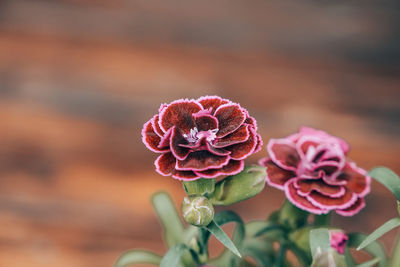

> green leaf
[205,220,242,258]
[357,218,400,250]
[390,230,400,267]
[160,244,188,267]
[348,233,387,267]
[369,167,400,201]
[114,250,162,267]
[241,239,273,266]
[287,242,312,266]
[199,211,245,266]
[152,192,185,247]
[357,258,380,267]
[310,228,331,259]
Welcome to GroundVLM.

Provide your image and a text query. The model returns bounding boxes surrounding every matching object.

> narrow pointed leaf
[152,192,185,247]
[390,230,400,267]
[348,233,387,267]
[310,228,331,259]
[357,258,380,267]
[357,218,400,250]
[369,167,400,201]
[114,250,162,267]
[160,244,188,267]
[205,220,242,258]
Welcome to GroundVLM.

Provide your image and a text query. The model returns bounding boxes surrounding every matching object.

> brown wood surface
[0,1,399,266]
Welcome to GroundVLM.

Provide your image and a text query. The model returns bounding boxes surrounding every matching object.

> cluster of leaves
[115,167,400,267]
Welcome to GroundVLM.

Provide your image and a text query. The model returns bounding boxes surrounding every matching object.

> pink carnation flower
[330,230,348,254]
[142,96,262,181]
[260,127,370,216]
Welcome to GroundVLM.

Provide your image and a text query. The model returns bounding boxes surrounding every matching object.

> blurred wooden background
[0,0,399,266]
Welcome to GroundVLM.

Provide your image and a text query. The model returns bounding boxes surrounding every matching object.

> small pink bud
[330,230,348,254]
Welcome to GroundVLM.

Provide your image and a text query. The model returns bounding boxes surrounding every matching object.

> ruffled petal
[284,179,328,214]
[151,114,165,137]
[214,104,246,137]
[298,126,350,154]
[335,198,365,216]
[159,99,202,132]
[295,179,345,198]
[225,127,257,160]
[172,170,199,181]
[155,153,176,176]
[306,188,357,210]
[314,161,341,177]
[253,133,263,153]
[176,151,230,171]
[170,127,190,160]
[244,116,257,131]
[197,95,229,114]
[142,119,170,153]
[213,124,250,148]
[158,128,173,148]
[337,162,370,197]
[206,142,231,156]
[267,138,300,171]
[261,158,296,190]
[195,160,244,178]
[194,114,218,131]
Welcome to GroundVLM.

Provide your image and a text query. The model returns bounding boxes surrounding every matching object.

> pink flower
[330,230,348,254]
[142,96,262,181]
[259,127,370,216]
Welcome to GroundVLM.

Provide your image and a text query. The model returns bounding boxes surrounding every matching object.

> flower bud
[311,248,346,267]
[329,230,348,255]
[182,195,214,226]
[209,165,266,205]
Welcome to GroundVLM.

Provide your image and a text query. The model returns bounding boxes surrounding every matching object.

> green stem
[279,201,309,230]
[390,229,400,267]
[314,213,332,226]
[276,242,287,267]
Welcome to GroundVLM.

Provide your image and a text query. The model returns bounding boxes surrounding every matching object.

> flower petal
[337,162,371,197]
[214,103,246,137]
[158,128,173,148]
[172,170,199,181]
[155,152,176,176]
[197,95,229,114]
[195,160,244,178]
[244,116,257,131]
[142,119,170,153]
[299,126,350,153]
[194,114,218,131]
[176,151,230,171]
[170,127,190,160]
[226,127,258,160]
[206,142,231,156]
[335,198,365,216]
[213,124,250,148]
[159,99,202,132]
[295,179,345,198]
[261,158,296,190]
[284,179,328,214]
[267,139,300,171]
[314,161,341,177]
[253,133,263,153]
[306,188,358,210]
[151,114,165,137]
